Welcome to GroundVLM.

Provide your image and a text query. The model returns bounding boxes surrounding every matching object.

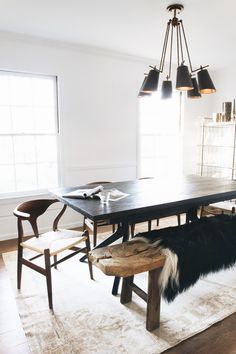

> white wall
[210,65,236,113]
[0,32,150,240]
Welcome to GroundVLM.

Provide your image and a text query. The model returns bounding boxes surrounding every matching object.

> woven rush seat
[21,229,87,256]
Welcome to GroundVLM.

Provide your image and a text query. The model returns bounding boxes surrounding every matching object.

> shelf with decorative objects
[198,117,236,216]
[197,120,236,180]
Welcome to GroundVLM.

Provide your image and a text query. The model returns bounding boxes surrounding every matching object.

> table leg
[186,208,198,223]
[80,221,127,262]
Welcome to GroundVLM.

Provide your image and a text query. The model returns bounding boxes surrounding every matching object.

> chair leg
[93,223,97,247]
[148,220,152,232]
[17,244,23,289]
[83,217,86,231]
[130,224,135,238]
[85,236,93,280]
[44,249,53,310]
[177,214,181,226]
[200,206,204,218]
[53,255,57,269]
[156,219,159,227]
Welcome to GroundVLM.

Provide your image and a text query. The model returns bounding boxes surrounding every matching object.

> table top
[50,175,236,223]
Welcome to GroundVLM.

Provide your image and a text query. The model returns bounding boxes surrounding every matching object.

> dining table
[50,174,236,294]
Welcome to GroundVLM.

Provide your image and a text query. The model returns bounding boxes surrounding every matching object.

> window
[139,93,182,178]
[0,71,59,196]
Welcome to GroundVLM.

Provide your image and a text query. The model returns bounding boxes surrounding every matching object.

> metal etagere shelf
[198,120,236,180]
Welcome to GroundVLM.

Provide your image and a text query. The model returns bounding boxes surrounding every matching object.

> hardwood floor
[0,251,31,354]
[1,236,236,354]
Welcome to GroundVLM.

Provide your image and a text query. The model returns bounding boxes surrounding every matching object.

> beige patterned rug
[3,221,236,354]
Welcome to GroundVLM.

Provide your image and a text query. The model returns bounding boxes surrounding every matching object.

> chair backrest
[138,177,154,180]
[14,199,66,239]
[87,181,111,185]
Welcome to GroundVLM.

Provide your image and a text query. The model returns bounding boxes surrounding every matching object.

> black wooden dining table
[50,174,236,294]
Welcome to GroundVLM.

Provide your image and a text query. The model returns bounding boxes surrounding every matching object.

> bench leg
[112,276,121,295]
[112,221,130,295]
[120,275,134,304]
[146,268,162,331]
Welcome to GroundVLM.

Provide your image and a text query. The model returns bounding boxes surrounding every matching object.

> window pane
[0,74,10,105]
[36,136,57,162]
[37,162,58,188]
[139,93,182,178]
[32,77,55,106]
[15,164,37,191]
[14,136,36,163]
[141,136,155,157]
[0,107,12,133]
[0,165,15,193]
[140,158,156,177]
[34,107,56,133]
[12,107,35,133]
[10,75,32,106]
[0,137,14,164]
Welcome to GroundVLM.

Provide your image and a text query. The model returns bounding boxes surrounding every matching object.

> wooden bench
[89,240,166,331]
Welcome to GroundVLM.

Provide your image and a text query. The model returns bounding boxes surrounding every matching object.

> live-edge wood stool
[89,240,165,331]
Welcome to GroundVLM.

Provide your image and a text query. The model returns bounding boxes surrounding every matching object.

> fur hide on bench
[134,214,236,302]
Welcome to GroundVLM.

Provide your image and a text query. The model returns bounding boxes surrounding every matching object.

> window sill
[0,190,53,204]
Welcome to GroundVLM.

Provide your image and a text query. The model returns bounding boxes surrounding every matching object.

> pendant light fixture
[139,3,216,99]
[187,77,201,99]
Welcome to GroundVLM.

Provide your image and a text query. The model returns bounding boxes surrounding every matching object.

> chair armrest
[13,208,30,219]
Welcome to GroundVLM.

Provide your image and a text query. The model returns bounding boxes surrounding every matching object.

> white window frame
[0,70,60,199]
[137,92,183,179]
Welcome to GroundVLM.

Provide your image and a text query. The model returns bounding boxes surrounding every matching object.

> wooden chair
[83,181,116,247]
[130,215,181,237]
[130,177,181,237]
[14,199,93,310]
[200,201,236,217]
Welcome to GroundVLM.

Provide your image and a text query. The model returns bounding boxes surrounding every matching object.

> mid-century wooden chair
[130,215,181,237]
[14,199,93,310]
[83,181,116,247]
[200,201,236,217]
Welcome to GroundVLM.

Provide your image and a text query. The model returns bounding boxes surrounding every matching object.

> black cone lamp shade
[187,77,201,99]
[197,69,216,94]
[138,90,152,97]
[142,68,160,93]
[138,76,152,97]
[161,80,172,99]
[176,65,193,91]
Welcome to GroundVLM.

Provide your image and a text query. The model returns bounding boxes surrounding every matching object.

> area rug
[3,221,236,354]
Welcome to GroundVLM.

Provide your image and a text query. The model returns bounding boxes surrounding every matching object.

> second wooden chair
[83,181,116,247]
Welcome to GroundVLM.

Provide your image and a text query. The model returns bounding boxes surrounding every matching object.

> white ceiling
[0,0,235,69]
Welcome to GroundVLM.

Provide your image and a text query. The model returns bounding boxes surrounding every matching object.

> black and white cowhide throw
[134,214,236,302]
